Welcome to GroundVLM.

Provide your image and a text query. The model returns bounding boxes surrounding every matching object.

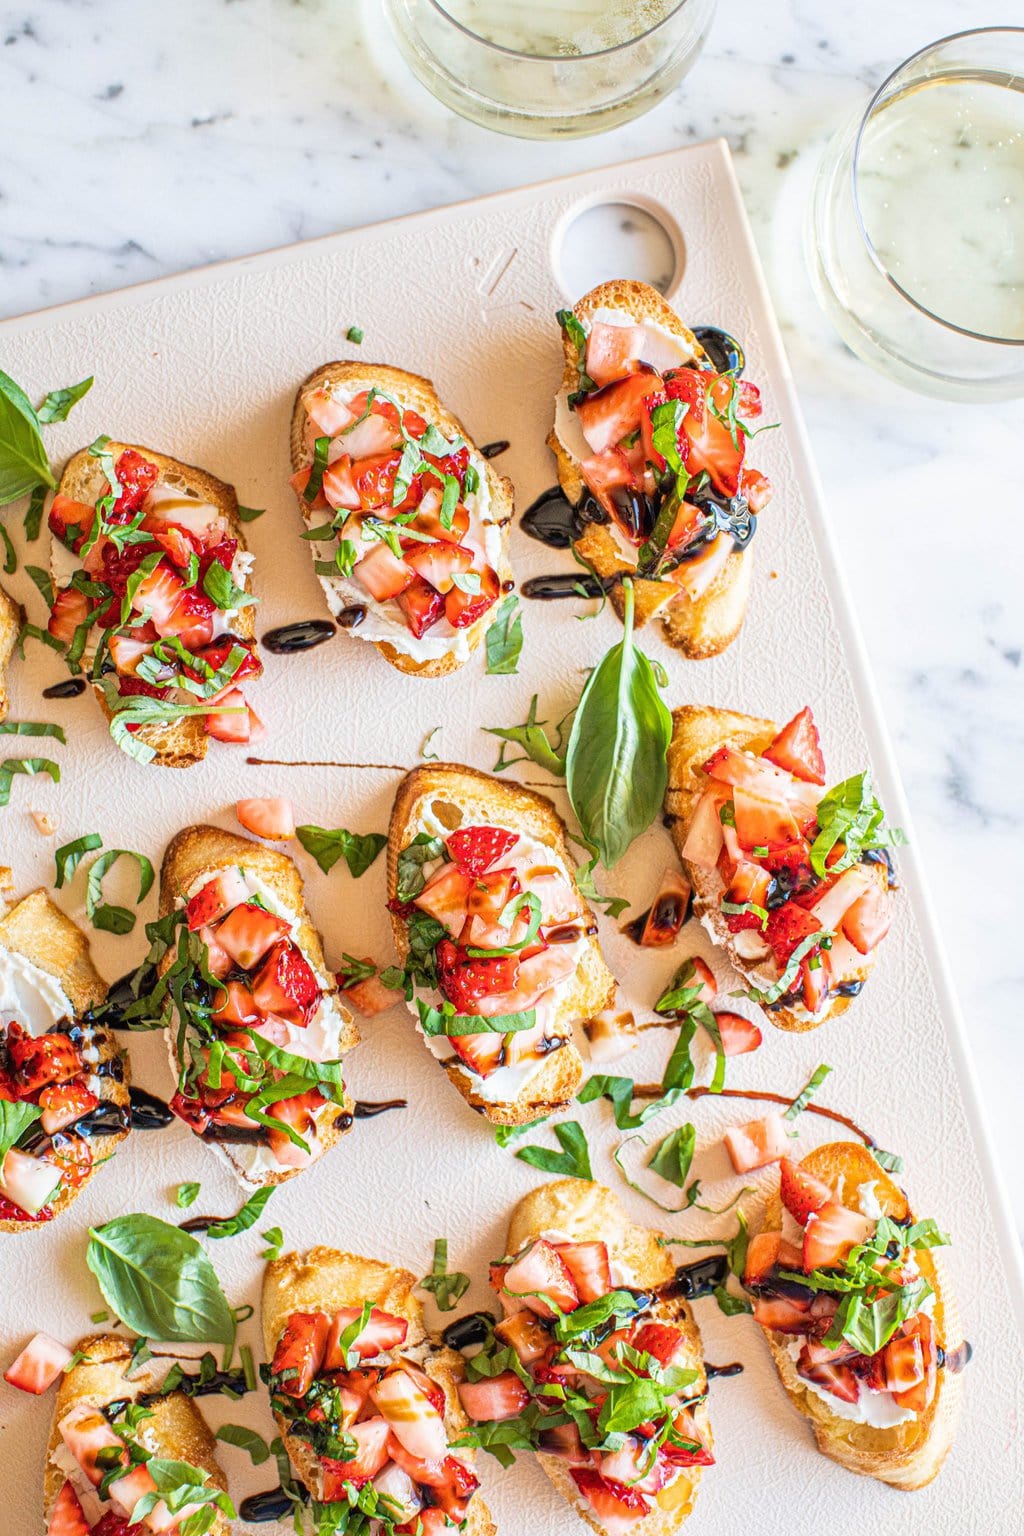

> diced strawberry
[320,1417,392,1494]
[680,789,725,869]
[48,494,95,549]
[733,786,802,853]
[689,957,717,1004]
[841,879,891,955]
[665,368,743,498]
[892,1315,936,1411]
[353,539,415,601]
[435,940,521,1019]
[415,864,472,938]
[762,840,816,895]
[236,797,295,841]
[447,1029,506,1080]
[47,587,91,646]
[797,1355,860,1403]
[372,1364,448,1462]
[715,1010,762,1057]
[304,386,355,438]
[504,943,578,1007]
[630,1322,685,1370]
[883,1332,924,1394]
[668,529,735,603]
[538,1421,589,1463]
[465,866,520,924]
[503,1239,579,1319]
[395,576,445,638]
[420,1456,480,1524]
[7,1027,82,1094]
[406,486,470,547]
[803,1202,874,1271]
[763,707,826,786]
[664,1406,715,1467]
[341,409,403,462]
[724,1111,790,1174]
[37,1077,98,1136]
[350,453,405,512]
[252,940,321,1027]
[493,1309,550,1365]
[579,446,636,524]
[58,1403,127,1486]
[46,1482,90,1536]
[4,1331,72,1394]
[271,1311,329,1396]
[129,560,183,631]
[551,1241,611,1305]
[215,901,290,970]
[444,563,499,629]
[403,540,473,595]
[162,585,217,649]
[638,868,692,946]
[576,369,664,455]
[597,1438,676,1495]
[723,862,773,931]
[446,825,518,878]
[106,631,155,676]
[570,1469,651,1535]
[585,321,646,387]
[111,450,159,515]
[744,1232,784,1286]
[752,1294,813,1334]
[764,902,825,969]
[701,746,821,816]
[739,465,773,513]
[185,868,252,930]
[324,1307,408,1367]
[458,1370,530,1423]
[340,962,401,1017]
[211,980,258,1027]
[800,953,830,1015]
[204,687,251,744]
[188,636,262,684]
[265,1087,328,1171]
[89,1515,147,1536]
[322,456,361,513]
[779,1157,834,1224]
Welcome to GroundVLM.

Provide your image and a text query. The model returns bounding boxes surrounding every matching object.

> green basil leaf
[485,593,524,675]
[597,1378,664,1434]
[747,930,832,1006]
[176,1182,200,1209]
[784,1062,832,1120]
[237,504,265,522]
[304,435,331,503]
[565,580,671,867]
[0,368,56,504]
[483,692,569,777]
[494,1118,543,1148]
[260,1226,284,1261]
[713,1283,753,1316]
[54,832,103,887]
[24,482,47,540]
[556,308,596,403]
[0,718,64,741]
[0,1099,42,1162]
[465,892,541,958]
[205,1186,274,1240]
[86,847,154,935]
[0,756,60,807]
[516,1120,592,1181]
[37,376,94,424]
[873,1148,904,1174]
[215,1424,270,1465]
[201,559,257,613]
[648,1123,696,1188]
[346,325,364,345]
[416,998,537,1038]
[420,725,441,761]
[295,824,386,878]
[86,1214,236,1344]
[0,522,15,575]
[419,1237,470,1312]
[810,770,906,876]
[395,831,444,901]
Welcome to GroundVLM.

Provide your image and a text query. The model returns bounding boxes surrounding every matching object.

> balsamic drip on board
[521,573,610,602]
[660,1254,729,1300]
[239,1487,308,1523]
[353,1098,407,1119]
[42,676,86,699]
[705,1361,744,1379]
[623,1084,878,1148]
[260,619,335,654]
[480,439,510,459]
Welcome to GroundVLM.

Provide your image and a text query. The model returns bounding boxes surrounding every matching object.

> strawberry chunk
[204,687,252,744]
[570,1469,651,1535]
[252,940,321,1027]
[665,367,743,498]
[47,587,91,647]
[576,369,664,455]
[447,1028,506,1080]
[372,1364,448,1463]
[884,1332,924,1393]
[796,1355,860,1403]
[841,878,892,955]
[446,825,517,878]
[763,707,826,785]
[355,541,415,601]
[579,446,635,524]
[733,786,802,852]
[630,1321,686,1370]
[323,1307,408,1367]
[493,1310,550,1366]
[414,864,472,938]
[7,1027,82,1095]
[395,575,444,638]
[403,540,473,595]
[752,1294,813,1334]
[764,902,825,969]
[802,1201,874,1271]
[723,1111,790,1173]
[321,1416,392,1494]
[46,1482,90,1536]
[271,1311,329,1397]
[743,1232,784,1286]
[214,901,290,970]
[503,1239,579,1319]
[444,564,499,629]
[638,868,692,946]
[722,862,773,932]
[236,797,295,842]
[4,1331,72,1394]
[38,1077,98,1135]
[339,963,402,1017]
[585,320,646,387]
[715,1011,762,1056]
[779,1157,834,1224]
[111,449,159,515]
[458,1370,530,1423]
[265,1087,329,1170]
[553,1241,611,1304]
[184,868,252,930]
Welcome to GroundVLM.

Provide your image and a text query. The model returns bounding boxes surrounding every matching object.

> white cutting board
[0,142,1020,1534]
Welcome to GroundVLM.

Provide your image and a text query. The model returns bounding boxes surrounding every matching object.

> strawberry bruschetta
[291,363,513,676]
[665,705,900,1030]
[43,1333,231,1534]
[460,1179,712,1535]
[548,281,772,659]
[386,764,614,1126]
[0,881,129,1229]
[45,441,262,766]
[139,825,358,1187]
[262,1245,495,1535]
[744,1143,965,1488]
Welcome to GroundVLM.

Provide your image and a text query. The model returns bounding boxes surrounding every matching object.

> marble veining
[1,0,1021,1245]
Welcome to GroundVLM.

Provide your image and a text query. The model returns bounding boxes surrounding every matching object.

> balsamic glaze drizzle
[353,1098,408,1119]
[480,440,510,459]
[261,620,335,654]
[239,1487,307,1523]
[42,676,87,699]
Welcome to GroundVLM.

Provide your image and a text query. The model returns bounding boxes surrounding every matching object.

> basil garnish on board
[810,770,907,876]
[784,1062,832,1120]
[0,756,60,807]
[215,1424,271,1465]
[37,375,94,424]
[86,1214,237,1344]
[86,847,155,935]
[516,1120,593,1180]
[419,1237,471,1312]
[0,368,57,505]
[295,823,386,878]
[203,1185,274,1241]
[485,593,524,675]
[484,692,570,776]
[0,719,64,741]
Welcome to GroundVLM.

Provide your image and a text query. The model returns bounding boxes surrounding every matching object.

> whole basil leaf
[565,579,671,867]
[485,594,524,675]
[295,823,386,878]
[86,1214,236,1344]
[0,1100,42,1162]
[0,368,56,505]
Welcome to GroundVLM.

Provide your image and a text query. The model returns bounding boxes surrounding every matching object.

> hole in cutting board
[555,198,683,299]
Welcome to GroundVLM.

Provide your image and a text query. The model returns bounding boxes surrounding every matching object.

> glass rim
[850,25,1024,348]
[426,0,693,63]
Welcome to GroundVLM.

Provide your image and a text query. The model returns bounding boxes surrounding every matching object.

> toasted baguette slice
[44,1333,230,1532]
[0,579,24,721]
[263,1246,496,1534]
[158,824,358,1188]
[507,1179,711,1535]
[387,763,613,1126]
[54,442,256,768]
[548,280,751,659]
[664,704,886,1031]
[291,362,514,678]
[759,1143,963,1489]
[0,885,129,1232]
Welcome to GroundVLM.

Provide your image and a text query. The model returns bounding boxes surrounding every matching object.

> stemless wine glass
[808,28,1024,401]
[382,0,717,139]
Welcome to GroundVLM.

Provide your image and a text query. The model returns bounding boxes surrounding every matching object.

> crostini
[547,280,772,658]
[744,1143,965,1489]
[0,579,23,720]
[664,704,899,1030]
[44,1333,231,1534]
[460,1179,712,1534]
[262,1245,495,1534]
[142,824,357,1187]
[290,362,513,676]
[0,883,129,1228]
[45,441,262,766]
[386,763,614,1126]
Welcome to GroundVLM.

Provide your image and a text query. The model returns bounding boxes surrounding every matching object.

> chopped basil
[451,569,481,594]
[85,847,155,935]
[295,823,386,878]
[304,434,331,503]
[175,1182,200,1209]
[23,564,54,608]
[37,375,94,424]
[336,955,376,988]
[0,522,16,575]
[260,1226,284,1261]
[483,692,569,776]
[395,831,445,901]
[720,898,768,929]
[0,718,64,741]
[420,725,441,761]
[215,1424,270,1464]
[873,1148,904,1174]
[656,958,725,1093]
[237,504,265,522]
[649,1123,696,1188]
[201,559,257,613]
[810,770,907,876]
[556,308,597,405]
[783,1062,832,1120]
[713,1284,753,1316]
[24,482,47,540]
[416,998,537,1037]
[346,325,364,345]
[465,891,541,958]
[0,1100,41,1162]
[0,756,60,807]
[746,929,832,1006]
[485,593,523,675]
[418,1237,470,1312]
[515,1120,592,1181]
[16,621,64,658]
[204,1186,274,1240]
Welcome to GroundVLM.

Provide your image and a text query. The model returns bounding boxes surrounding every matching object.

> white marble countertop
[1,0,1020,1232]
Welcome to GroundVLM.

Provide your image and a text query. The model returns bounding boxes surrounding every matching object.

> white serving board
[0,143,1020,1534]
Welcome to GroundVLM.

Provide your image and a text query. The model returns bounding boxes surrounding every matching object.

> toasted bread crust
[55,442,255,768]
[664,704,875,1031]
[290,362,514,678]
[548,279,750,659]
[44,1334,229,1529]
[158,824,358,1187]
[387,763,614,1125]
[263,1247,496,1534]
[0,887,129,1232]
[0,580,24,721]
[760,1144,963,1488]
[507,1179,710,1535]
